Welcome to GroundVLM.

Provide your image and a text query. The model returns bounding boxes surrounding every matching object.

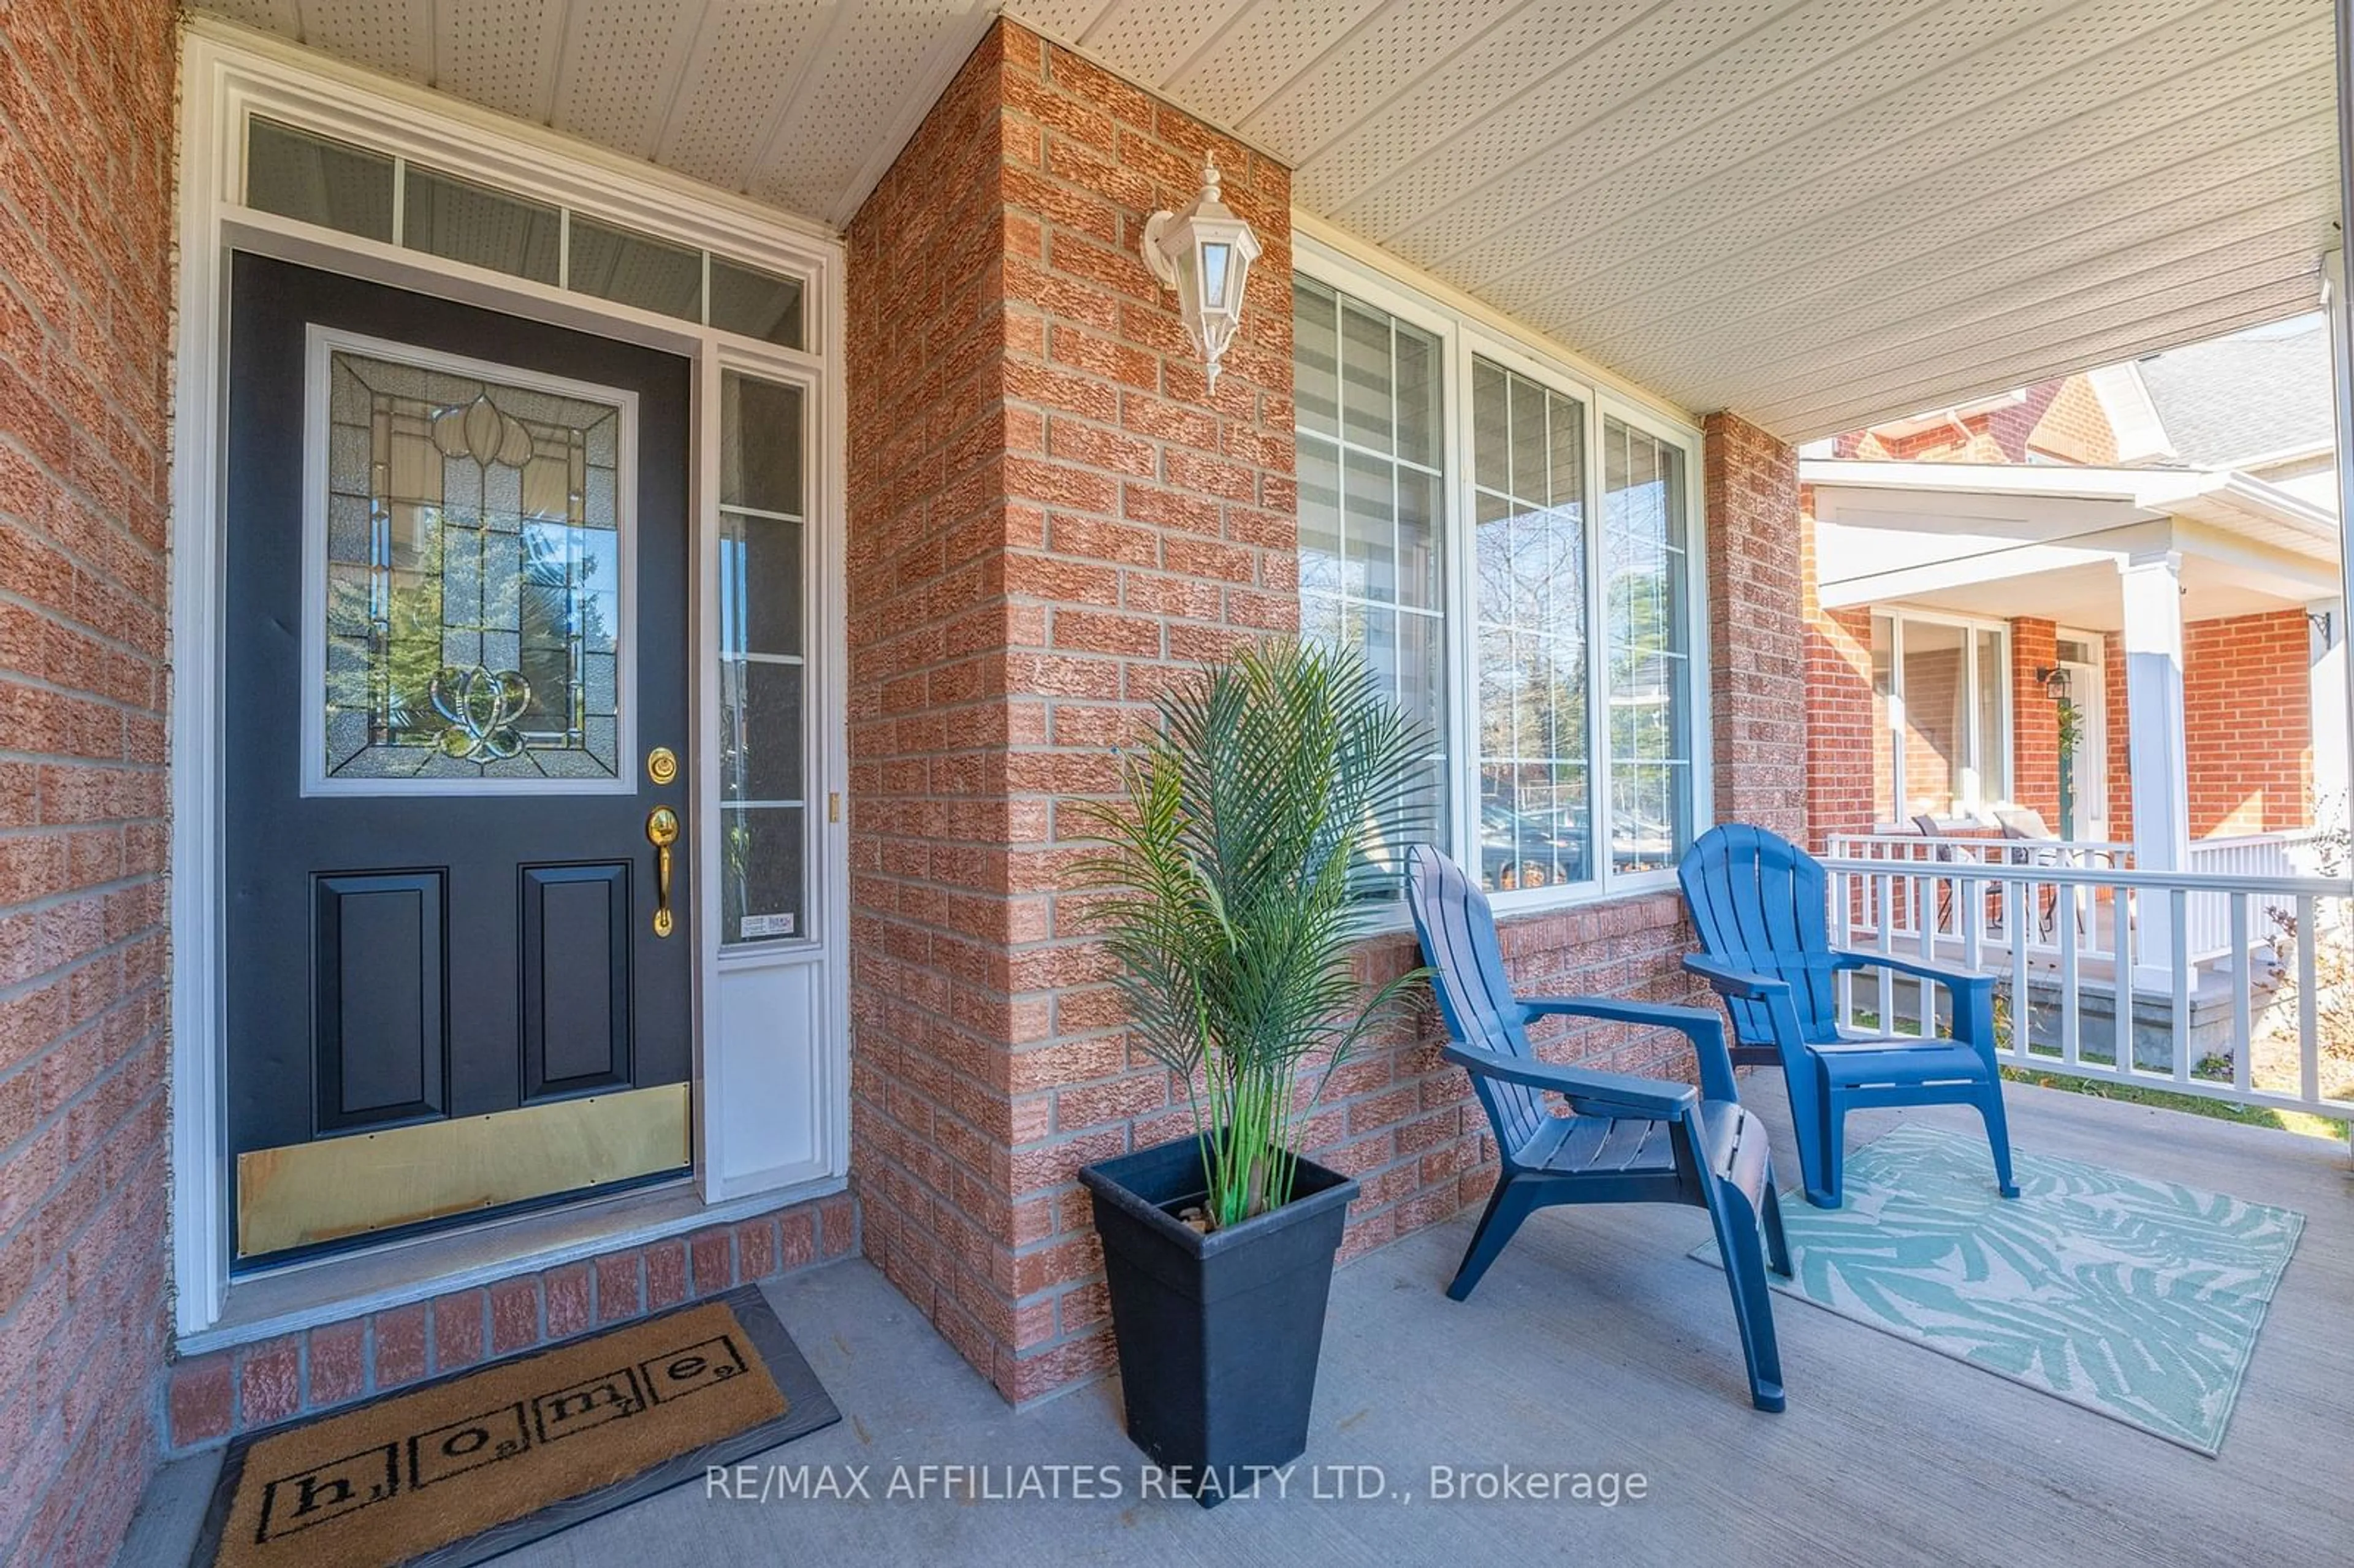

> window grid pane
[1875,614,2011,822]
[1603,416,1691,875]
[1473,358,1589,894]
[246,118,395,242]
[1293,283,1446,864]
[1292,280,1702,896]
[718,372,811,946]
[1976,628,2008,809]
[403,166,560,285]
[1897,618,1967,818]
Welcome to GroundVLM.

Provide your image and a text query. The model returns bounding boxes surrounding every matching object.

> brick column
[2105,630,2133,840]
[0,3,178,1562]
[846,19,1297,1404]
[850,28,1842,1412]
[2010,617,2060,826]
[1704,412,1806,839]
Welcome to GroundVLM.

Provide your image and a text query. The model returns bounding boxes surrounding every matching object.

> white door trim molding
[171,26,851,1339]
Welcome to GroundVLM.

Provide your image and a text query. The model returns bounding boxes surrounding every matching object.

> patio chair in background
[1907,812,1960,931]
[1404,845,1792,1413]
[1677,824,2019,1209]
[1993,806,2085,940]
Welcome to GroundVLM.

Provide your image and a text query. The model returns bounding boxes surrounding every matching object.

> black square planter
[1079,1136,1358,1507]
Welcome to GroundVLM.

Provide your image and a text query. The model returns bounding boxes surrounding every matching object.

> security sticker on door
[741,914,796,939]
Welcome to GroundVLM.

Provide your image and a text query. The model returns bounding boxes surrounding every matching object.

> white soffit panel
[552,0,707,160]
[200,1,2337,440]
[435,1,565,124]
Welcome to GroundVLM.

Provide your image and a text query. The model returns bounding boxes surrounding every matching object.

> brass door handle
[646,805,680,937]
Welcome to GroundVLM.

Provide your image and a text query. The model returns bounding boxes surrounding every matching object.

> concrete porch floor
[122,1083,2352,1567]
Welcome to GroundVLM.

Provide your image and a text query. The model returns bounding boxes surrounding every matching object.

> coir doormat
[191,1285,839,1568]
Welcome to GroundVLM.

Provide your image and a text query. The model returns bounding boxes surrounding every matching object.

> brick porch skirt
[164,1192,856,1452]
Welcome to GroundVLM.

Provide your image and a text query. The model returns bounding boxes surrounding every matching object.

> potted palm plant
[1075,640,1428,1506]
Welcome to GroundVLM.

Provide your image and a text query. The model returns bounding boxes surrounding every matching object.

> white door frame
[171,22,850,1338]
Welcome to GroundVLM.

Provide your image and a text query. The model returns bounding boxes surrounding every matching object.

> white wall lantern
[1142,158,1261,393]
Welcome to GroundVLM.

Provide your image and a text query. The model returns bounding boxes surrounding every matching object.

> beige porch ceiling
[197,1,2342,441]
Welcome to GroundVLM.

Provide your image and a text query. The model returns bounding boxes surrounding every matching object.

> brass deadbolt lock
[646,746,678,786]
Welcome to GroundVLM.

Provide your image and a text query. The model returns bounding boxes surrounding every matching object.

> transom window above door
[1293,264,1705,905]
[244,117,807,348]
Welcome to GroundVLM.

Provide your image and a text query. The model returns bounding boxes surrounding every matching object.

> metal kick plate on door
[234,1083,691,1257]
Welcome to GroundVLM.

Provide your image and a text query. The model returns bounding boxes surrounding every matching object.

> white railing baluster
[2169,887,2190,1084]
[2059,879,2080,1070]
[1874,871,1894,1032]
[2298,893,2320,1106]
[2114,877,2134,1079]
[2230,894,2252,1097]
[1834,861,1852,1029]
[1916,866,1938,1035]
[2005,875,2028,1068]
[1961,865,1984,971]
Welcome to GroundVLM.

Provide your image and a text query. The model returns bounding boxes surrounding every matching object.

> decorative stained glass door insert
[307,336,634,792]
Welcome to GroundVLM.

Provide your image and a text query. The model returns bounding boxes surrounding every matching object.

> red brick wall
[2100,611,2312,845]
[2009,618,2060,826]
[1832,375,2117,465]
[0,3,178,1561]
[1705,413,1805,840]
[2184,609,2312,837]
[162,1192,854,1452]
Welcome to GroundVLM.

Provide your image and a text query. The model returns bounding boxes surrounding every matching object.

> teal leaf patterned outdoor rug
[1693,1123,2303,1454]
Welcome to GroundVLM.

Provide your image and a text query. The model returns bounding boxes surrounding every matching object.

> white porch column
[2119,549,2189,987]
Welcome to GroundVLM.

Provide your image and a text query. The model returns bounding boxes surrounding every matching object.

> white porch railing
[1819,844,2354,1120]
[2183,829,2334,960]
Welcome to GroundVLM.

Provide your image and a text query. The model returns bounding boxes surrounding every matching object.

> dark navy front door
[223,254,694,1262]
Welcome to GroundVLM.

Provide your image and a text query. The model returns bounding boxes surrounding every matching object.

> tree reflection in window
[322,351,622,782]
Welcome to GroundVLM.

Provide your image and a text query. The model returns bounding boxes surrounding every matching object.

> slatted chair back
[1404,845,1549,1157]
[1677,825,1842,1046]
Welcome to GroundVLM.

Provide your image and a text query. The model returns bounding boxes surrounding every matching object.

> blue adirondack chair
[1405,845,1791,1413]
[1677,824,2019,1209]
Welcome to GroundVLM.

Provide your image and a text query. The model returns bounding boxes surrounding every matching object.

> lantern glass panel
[1201,240,1232,310]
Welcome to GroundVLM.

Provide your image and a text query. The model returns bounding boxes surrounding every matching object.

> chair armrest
[1517,995,1739,1105]
[1681,953,1791,1001]
[1829,948,1997,1049]
[1829,948,1994,994]
[1441,1044,1697,1122]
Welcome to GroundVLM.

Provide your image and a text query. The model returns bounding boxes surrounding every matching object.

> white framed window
[1872,609,2012,823]
[1293,242,1708,907]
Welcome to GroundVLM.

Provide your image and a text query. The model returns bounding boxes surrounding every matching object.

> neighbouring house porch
[1805,462,2346,913]
[119,1083,2354,1567]
[1819,831,2354,1109]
